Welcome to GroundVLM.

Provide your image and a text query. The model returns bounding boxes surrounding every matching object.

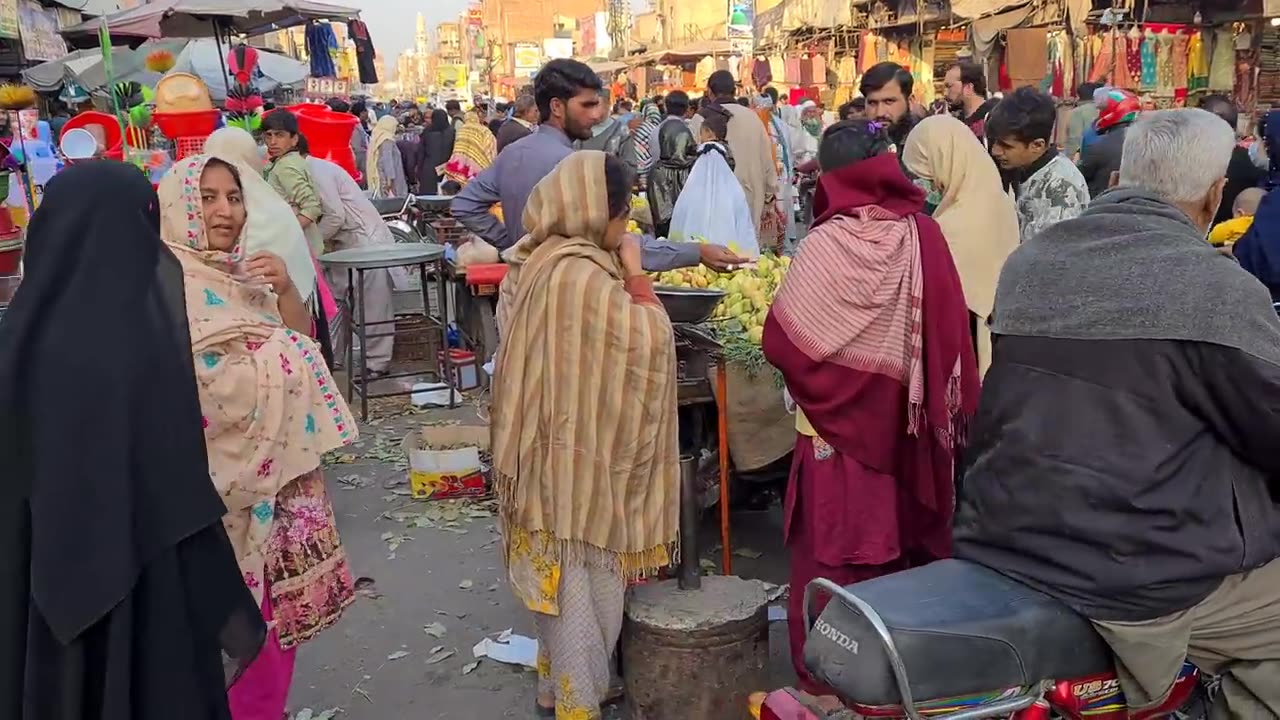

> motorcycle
[752,559,1210,720]
[373,195,442,244]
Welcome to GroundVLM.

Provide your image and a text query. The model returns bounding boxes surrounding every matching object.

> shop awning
[61,0,360,40]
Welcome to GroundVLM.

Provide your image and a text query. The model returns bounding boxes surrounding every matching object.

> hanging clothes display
[1045,32,1063,96]
[306,21,338,78]
[1075,34,1091,87]
[1187,30,1208,92]
[833,55,857,106]
[695,56,715,88]
[1260,25,1280,106]
[1171,33,1189,91]
[1112,33,1134,90]
[769,56,786,84]
[1059,32,1075,96]
[1006,28,1049,89]
[1089,29,1116,85]
[798,57,813,86]
[752,56,772,87]
[1126,26,1144,88]
[1140,28,1158,90]
[1154,30,1176,95]
[1208,27,1234,91]
[347,19,379,85]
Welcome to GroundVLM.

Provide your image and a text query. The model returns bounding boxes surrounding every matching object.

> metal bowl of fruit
[653,286,726,324]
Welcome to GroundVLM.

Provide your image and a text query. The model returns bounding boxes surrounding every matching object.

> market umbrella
[22,48,128,93]
[23,40,188,95]
[62,0,357,98]
[61,0,361,40]
[168,39,308,103]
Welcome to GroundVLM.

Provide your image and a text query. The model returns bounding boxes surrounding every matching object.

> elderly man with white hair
[954,108,1280,717]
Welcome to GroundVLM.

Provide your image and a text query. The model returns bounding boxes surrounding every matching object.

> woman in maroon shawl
[762,120,979,695]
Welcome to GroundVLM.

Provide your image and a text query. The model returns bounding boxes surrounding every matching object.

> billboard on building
[436,64,468,90]
[727,0,754,53]
[591,13,612,58]
[578,14,595,58]
[543,38,573,61]
[513,42,541,70]
[727,0,753,39]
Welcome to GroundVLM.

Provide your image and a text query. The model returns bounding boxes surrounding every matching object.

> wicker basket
[391,314,442,363]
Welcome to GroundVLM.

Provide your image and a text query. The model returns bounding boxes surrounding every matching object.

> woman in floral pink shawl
[157,154,358,720]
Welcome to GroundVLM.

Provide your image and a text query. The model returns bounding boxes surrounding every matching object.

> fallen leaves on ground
[458,579,474,590]
[292,709,340,720]
[379,498,496,536]
[462,660,480,675]
[422,622,448,638]
[386,650,411,661]
[426,648,456,664]
[732,547,764,559]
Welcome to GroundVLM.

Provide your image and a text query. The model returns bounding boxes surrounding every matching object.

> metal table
[318,242,454,420]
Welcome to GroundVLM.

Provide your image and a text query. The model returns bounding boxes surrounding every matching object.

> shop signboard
[17,0,66,62]
[0,0,17,40]
[304,77,350,100]
[513,42,541,70]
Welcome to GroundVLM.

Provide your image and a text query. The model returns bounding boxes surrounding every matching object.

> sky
[343,0,470,77]
[344,0,654,78]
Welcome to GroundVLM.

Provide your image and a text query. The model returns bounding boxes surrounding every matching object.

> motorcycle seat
[372,197,410,216]
[804,559,1114,708]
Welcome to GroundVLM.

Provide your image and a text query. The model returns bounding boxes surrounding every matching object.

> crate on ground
[431,217,467,245]
[401,423,491,499]
[390,315,442,363]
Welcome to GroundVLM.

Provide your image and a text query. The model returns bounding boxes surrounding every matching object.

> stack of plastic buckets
[283,104,360,183]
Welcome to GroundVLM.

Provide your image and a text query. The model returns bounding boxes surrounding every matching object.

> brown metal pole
[677,454,701,590]
[717,361,731,576]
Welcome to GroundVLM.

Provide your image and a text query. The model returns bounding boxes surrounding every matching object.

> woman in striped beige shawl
[491,150,680,719]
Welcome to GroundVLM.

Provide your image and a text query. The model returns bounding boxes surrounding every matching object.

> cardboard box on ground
[401,422,491,499]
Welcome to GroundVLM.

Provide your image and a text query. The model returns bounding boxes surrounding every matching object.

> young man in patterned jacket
[987,86,1091,243]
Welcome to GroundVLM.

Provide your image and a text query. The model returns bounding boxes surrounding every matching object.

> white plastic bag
[668,143,760,259]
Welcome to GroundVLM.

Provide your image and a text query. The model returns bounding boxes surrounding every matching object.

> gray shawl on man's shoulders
[991,187,1280,366]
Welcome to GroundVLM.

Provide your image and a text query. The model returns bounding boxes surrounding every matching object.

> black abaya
[0,161,265,720]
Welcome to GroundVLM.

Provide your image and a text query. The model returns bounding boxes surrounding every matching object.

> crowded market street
[6,0,1280,718]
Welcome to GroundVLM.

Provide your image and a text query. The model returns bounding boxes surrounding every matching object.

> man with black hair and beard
[860,61,918,149]
[451,59,738,271]
[943,62,998,145]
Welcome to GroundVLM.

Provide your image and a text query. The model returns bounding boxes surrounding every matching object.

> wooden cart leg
[718,362,731,576]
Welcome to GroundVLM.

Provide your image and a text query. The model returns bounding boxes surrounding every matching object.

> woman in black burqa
[419,108,456,196]
[0,161,265,719]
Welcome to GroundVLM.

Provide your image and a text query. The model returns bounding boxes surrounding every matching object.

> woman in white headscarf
[204,127,316,303]
[204,127,340,359]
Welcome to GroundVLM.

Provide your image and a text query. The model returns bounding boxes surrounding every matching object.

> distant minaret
[416,13,430,56]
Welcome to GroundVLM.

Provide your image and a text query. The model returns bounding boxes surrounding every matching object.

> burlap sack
[710,361,794,472]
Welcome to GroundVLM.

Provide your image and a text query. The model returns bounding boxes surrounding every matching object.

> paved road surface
[287,404,794,720]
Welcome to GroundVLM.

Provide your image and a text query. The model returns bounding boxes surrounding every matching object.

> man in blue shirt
[452,58,745,272]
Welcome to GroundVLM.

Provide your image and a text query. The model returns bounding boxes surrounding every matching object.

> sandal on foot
[533,702,555,718]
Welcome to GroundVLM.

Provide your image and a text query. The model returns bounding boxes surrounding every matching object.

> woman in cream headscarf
[492,150,679,719]
[443,109,497,186]
[902,115,1020,374]
[157,154,358,720]
[204,127,316,303]
[366,114,408,197]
